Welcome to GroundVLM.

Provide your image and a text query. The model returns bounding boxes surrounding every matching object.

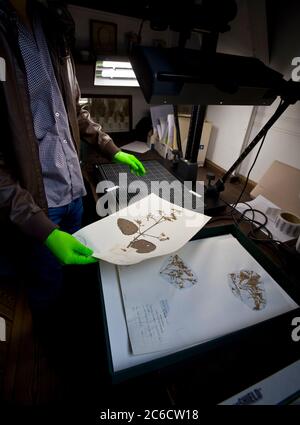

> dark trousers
[0,197,84,316]
[26,197,84,315]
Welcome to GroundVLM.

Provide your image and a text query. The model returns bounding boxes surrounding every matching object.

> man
[0,0,145,314]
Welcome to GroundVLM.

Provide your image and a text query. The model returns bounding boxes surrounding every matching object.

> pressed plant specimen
[117,208,181,254]
[228,270,266,310]
[160,254,198,289]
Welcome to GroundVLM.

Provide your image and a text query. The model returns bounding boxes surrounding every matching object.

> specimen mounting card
[73,193,211,265]
[117,235,298,355]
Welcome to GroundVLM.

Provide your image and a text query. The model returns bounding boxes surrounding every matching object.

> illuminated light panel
[94,60,139,87]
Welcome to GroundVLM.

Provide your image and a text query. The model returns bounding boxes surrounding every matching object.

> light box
[98,225,300,386]
[94,59,139,87]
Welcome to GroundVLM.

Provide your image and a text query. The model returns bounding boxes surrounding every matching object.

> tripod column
[185,105,207,163]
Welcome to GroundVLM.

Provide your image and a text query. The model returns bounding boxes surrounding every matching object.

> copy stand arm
[214,98,291,194]
[185,105,207,163]
[171,32,217,182]
[174,104,207,182]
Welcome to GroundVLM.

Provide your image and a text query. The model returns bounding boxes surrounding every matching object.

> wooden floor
[0,162,296,410]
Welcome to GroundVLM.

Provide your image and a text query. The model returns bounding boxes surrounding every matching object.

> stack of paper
[121,141,150,154]
[150,105,177,159]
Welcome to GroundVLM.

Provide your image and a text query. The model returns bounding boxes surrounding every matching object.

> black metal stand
[186,105,207,163]
[204,78,300,215]
[174,158,199,182]
[210,98,291,199]
[158,8,300,215]
[173,104,183,158]
[174,105,207,182]
[173,29,217,183]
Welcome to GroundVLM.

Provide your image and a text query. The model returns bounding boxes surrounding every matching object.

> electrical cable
[229,98,284,214]
[210,198,290,269]
[208,98,291,270]
[211,99,286,241]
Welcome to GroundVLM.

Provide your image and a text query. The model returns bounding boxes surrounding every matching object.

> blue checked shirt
[17,14,86,207]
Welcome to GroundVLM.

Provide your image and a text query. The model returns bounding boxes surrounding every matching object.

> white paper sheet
[118,235,298,355]
[121,141,151,154]
[100,260,182,372]
[235,195,292,242]
[0,317,6,342]
[73,193,211,265]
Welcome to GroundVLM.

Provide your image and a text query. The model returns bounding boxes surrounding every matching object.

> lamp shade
[130,46,284,105]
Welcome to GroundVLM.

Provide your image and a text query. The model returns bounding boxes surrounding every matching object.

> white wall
[69,1,256,134]
[69,2,300,179]
[240,0,300,181]
[205,0,300,183]
[217,0,253,57]
[68,4,176,128]
[204,0,256,170]
[239,98,300,181]
[206,105,254,171]
[69,4,176,54]
[74,63,149,129]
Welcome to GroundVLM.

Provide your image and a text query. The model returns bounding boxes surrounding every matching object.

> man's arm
[74,78,146,176]
[0,152,57,242]
[74,79,120,159]
[0,152,97,264]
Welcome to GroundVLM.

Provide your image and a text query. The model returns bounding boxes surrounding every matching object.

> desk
[82,146,299,283]
[82,147,300,404]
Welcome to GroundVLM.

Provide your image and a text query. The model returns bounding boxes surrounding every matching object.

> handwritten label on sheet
[126,300,170,354]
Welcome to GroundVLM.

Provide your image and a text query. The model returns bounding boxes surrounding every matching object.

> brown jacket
[0,0,119,242]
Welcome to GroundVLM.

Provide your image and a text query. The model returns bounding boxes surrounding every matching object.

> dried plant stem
[127,216,165,248]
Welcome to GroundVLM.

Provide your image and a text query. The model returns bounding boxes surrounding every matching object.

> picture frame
[81,94,132,135]
[90,20,117,56]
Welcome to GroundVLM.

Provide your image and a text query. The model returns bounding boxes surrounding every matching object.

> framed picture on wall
[81,94,132,134]
[90,20,117,55]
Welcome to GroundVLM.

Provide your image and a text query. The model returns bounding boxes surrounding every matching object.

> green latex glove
[113,151,146,176]
[44,229,98,265]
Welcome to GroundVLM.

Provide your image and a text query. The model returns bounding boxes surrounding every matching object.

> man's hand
[113,151,146,176]
[44,229,98,265]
